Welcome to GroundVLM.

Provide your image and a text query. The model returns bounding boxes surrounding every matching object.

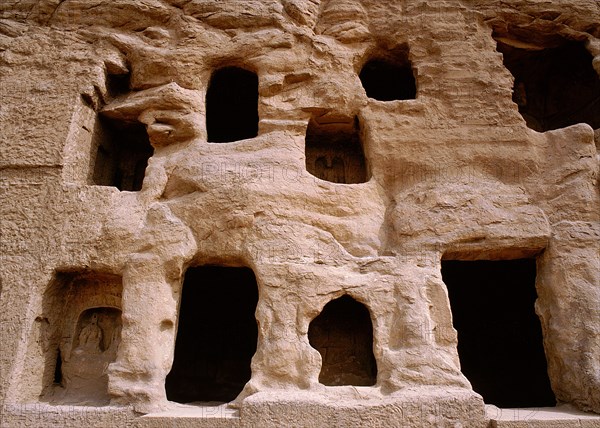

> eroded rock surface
[0,0,599,426]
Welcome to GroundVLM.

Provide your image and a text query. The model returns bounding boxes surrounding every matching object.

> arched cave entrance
[441,259,555,408]
[308,295,377,386]
[166,266,259,403]
[206,66,259,142]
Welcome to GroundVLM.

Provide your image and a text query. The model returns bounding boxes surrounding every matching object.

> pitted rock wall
[1,1,599,426]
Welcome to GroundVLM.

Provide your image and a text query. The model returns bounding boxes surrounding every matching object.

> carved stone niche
[493,35,600,132]
[40,271,123,406]
[305,115,370,184]
[359,43,417,101]
[62,72,153,191]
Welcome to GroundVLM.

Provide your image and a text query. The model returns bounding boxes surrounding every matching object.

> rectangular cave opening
[441,259,555,408]
[90,116,153,191]
[206,66,259,143]
[494,37,600,132]
[166,266,259,404]
[305,115,369,184]
[88,72,153,191]
[40,271,123,405]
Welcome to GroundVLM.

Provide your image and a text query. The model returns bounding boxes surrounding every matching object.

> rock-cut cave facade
[1,0,599,427]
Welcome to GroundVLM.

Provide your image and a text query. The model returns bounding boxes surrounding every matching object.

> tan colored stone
[1,0,599,427]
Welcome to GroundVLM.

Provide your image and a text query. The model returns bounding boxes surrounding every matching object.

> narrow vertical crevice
[53,349,62,385]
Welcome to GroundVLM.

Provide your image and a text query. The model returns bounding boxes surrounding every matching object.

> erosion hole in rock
[308,295,377,386]
[206,66,259,142]
[305,116,369,184]
[495,38,600,132]
[90,117,153,191]
[359,57,416,101]
[166,266,259,403]
[441,259,555,408]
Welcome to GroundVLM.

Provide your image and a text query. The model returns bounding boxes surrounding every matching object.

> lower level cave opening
[308,295,377,386]
[165,266,259,404]
[441,259,555,408]
[305,115,369,184]
[40,271,123,405]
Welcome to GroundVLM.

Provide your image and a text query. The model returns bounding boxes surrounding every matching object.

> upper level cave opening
[166,266,259,403]
[441,258,555,408]
[90,73,153,191]
[308,295,377,386]
[91,118,153,191]
[105,72,130,98]
[495,37,600,132]
[359,46,416,101]
[206,66,259,142]
[305,115,369,184]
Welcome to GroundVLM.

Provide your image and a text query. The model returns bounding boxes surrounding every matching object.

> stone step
[139,402,240,428]
[486,405,600,428]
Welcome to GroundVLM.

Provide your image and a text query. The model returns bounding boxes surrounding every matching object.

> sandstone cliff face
[0,1,599,427]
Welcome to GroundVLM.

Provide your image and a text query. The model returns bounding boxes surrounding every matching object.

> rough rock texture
[0,0,599,427]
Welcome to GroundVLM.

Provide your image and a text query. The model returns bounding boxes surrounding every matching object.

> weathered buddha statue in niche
[314,155,346,183]
[58,307,122,404]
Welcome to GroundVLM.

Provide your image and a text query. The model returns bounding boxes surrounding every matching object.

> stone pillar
[107,254,179,412]
[536,223,600,412]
